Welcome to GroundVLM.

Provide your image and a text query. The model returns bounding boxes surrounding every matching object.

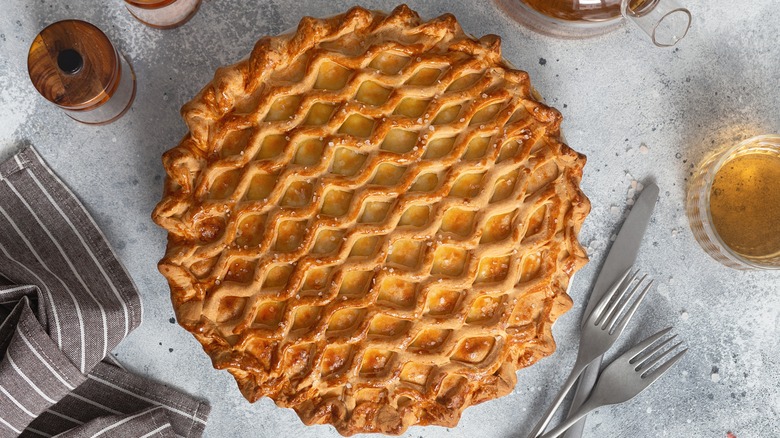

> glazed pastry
[153,5,589,435]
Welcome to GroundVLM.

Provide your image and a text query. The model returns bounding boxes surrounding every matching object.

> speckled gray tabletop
[1,1,778,437]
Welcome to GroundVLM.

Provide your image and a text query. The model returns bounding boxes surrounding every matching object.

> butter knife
[561,182,659,438]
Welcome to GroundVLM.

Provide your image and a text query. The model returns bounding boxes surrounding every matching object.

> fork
[538,328,687,438]
[527,268,654,438]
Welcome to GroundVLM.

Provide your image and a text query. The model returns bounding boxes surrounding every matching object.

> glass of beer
[687,134,780,270]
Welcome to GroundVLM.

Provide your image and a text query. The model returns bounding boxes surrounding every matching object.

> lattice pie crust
[153,5,589,435]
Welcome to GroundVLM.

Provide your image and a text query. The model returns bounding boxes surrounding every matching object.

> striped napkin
[0,147,210,437]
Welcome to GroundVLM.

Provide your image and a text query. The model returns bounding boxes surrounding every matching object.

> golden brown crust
[152,5,589,435]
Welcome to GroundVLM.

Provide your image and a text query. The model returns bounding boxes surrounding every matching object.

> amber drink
[687,135,780,269]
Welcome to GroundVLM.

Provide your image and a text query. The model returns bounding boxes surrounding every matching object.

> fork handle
[526,362,587,438]
[538,398,601,438]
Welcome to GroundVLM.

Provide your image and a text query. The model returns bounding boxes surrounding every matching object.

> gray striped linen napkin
[0,146,210,437]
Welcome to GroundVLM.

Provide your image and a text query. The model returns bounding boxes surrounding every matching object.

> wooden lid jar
[125,0,202,29]
[28,20,136,125]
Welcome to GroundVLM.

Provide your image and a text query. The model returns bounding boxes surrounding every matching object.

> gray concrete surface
[1,1,778,437]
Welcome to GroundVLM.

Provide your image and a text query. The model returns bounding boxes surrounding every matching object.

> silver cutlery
[527,269,654,438]
[563,183,660,438]
[539,328,687,438]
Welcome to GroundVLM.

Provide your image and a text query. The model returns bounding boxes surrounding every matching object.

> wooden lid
[28,20,119,110]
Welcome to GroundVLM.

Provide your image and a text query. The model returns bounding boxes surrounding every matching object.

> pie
[152,4,589,435]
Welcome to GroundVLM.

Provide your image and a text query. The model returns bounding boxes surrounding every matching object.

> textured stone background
[1,1,779,437]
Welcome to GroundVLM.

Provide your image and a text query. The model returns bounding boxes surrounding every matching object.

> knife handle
[561,355,603,438]
[526,361,588,438]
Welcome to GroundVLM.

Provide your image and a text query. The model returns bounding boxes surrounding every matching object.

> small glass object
[496,0,691,47]
[28,20,136,125]
[687,135,780,270]
[125,0,202,29]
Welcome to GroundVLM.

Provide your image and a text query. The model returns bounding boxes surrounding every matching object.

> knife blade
[560,182,659,438]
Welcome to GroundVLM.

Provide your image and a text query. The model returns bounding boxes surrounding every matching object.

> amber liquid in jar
[709,153,780,259]
[519,0,660,21]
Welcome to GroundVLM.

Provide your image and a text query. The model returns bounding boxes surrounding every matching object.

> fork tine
[625,327,673,362]
[642,341,684,372]
[642,348,688,382]
[607,278,654,335]
[597,272,641,328]
[633,337,679,370]
[602,274,647,330]
[590,268,634,326]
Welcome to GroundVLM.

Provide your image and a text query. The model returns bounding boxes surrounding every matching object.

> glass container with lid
[125,0,202,29]
[497,0,691,47]
[28,20,136,125]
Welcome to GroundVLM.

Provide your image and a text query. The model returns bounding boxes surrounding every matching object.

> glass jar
[496,0,691,47]
[125,0,202,29]
[28,20,136,125]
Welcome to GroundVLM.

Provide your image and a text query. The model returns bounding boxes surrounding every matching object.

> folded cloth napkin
[0,146,210,437]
